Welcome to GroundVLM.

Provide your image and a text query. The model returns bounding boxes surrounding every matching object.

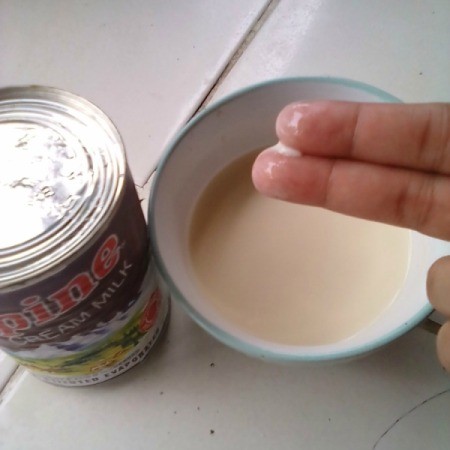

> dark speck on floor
[210,429,215,435]
[160,391,164,395]
[197,406,200,411]
[174,411,177,414]
[419,72,423,75]
[210,362,215,368]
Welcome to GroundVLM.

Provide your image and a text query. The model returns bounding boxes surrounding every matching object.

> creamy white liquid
[189,153,410,345]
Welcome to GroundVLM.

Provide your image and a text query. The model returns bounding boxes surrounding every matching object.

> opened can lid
[0,86,126,289]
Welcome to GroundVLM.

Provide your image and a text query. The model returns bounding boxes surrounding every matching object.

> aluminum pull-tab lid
[0,86,126,289]
[0,121,91,249]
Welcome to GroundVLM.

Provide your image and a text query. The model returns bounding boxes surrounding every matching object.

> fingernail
[256,143,301,181]
[276,103,311,147]
[271,141,302,157]
[252,145,300,200]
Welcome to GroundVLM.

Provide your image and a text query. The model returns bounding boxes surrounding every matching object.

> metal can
[0,86,169,386]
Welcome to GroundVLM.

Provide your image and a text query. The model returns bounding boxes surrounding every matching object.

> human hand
[252,101,450,369]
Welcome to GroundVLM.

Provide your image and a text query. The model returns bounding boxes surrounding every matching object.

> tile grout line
[190,0,280,117]
[0,367,25,406]
[142,0,280,188]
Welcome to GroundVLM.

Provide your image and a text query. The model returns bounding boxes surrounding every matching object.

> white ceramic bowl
[149,77,450,362]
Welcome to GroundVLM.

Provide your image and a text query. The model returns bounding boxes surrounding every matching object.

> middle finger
[276,102,450,175]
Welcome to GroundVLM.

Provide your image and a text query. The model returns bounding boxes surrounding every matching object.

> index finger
[251,151,450,241]
[277,102,450,175]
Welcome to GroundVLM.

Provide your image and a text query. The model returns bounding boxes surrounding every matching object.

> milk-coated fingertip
[251,147,292,200]
[271,141,302,157]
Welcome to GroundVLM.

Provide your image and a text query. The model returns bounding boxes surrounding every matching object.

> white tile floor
[0,311,449,450]
[213,0,450,102]
[1,1,450,449]
[0,353,17,392]
[0,0,270,185]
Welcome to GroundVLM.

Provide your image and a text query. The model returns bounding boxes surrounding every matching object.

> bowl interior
[149,78,450,361]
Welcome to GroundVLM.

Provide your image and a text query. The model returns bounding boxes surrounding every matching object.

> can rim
[0,86,127,290]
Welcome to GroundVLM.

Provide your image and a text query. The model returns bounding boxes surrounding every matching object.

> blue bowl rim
[148,76,433,362]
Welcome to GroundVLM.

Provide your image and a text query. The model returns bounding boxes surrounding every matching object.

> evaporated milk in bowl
[189,152,410,346]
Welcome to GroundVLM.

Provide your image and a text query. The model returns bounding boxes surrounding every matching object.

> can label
[29,267,169,386]
[0,87,169,386]
[0,178,169,385]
